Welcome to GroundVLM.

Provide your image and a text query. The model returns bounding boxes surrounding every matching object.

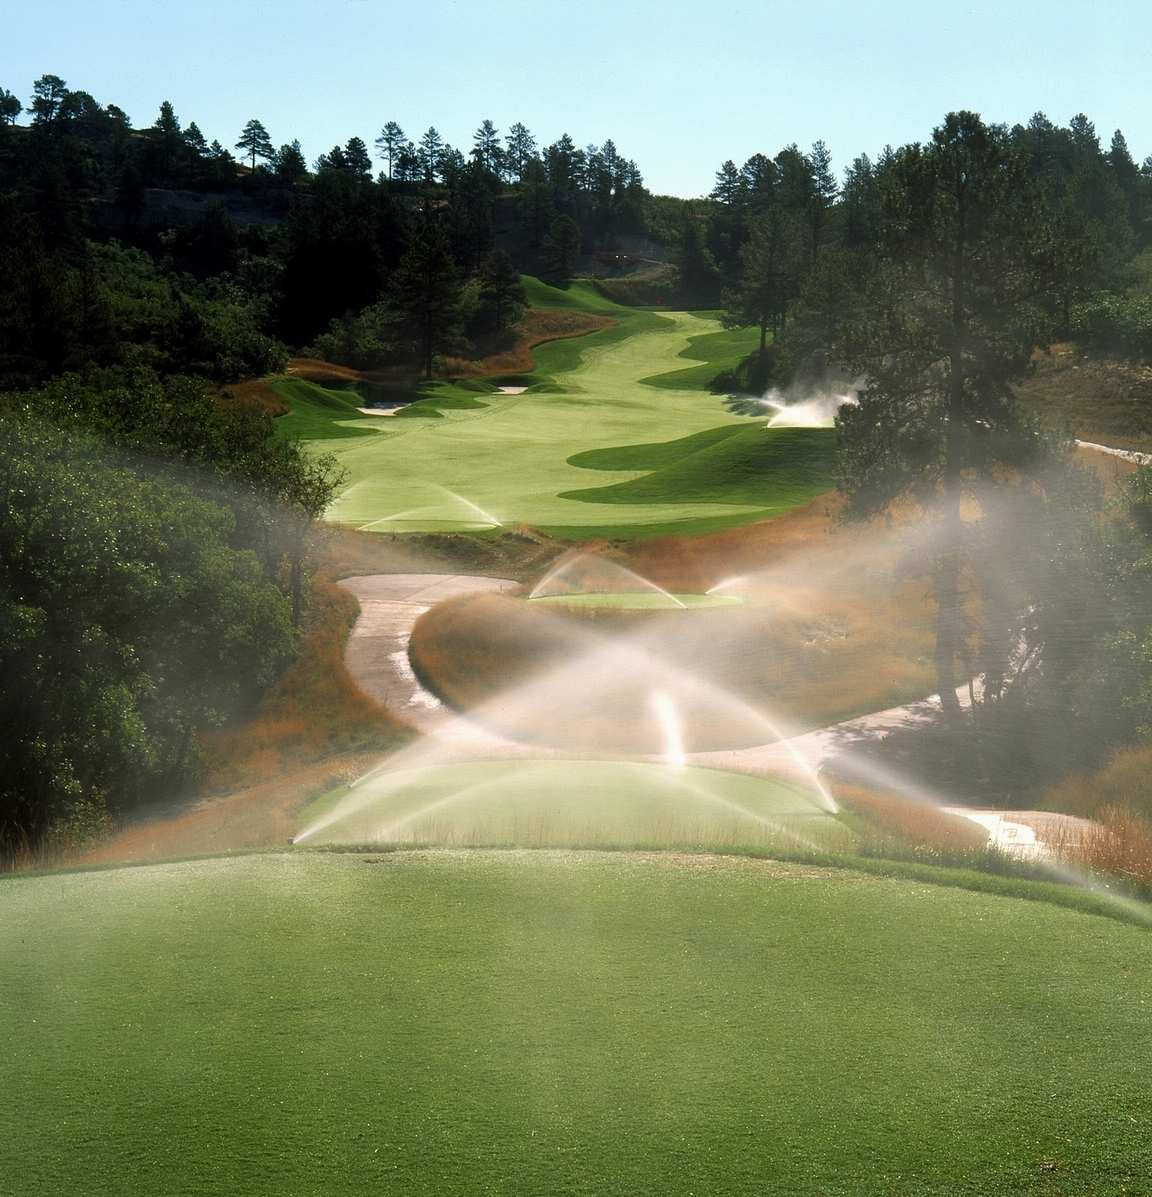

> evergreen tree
[711,160,742,205]
[542,214,581,283]
[375,120,406,179]
[821,112,1052,714]
[0,88,21,125]
[184,121,208,157]
[29,74,68,127]
[235,118,274,170]
[387,224,463,377]
[722,206,805,363]
[478,249,526,332]
[275,140,307,183]
[419,127,443,183]
[676,212,722,305]
[152,100,183,177]
[344,136,373,179]
[472,119,500,172]
[505,122,536,181]
[807,139,838,260]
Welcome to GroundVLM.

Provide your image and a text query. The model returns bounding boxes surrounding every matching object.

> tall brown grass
[1045,744,1152,821]
[833,783,990,855]
[203,576,411,792]
[1045,747,1152,895]
[1065,805,1152,896]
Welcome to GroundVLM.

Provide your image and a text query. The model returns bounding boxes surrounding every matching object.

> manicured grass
[639,322,763,391]
[528,591,742,609]
[560,425,837,507]
[3,849,1150,1195]
[297,761,842,851]
[295,279,832,540]
[270,378,384,441]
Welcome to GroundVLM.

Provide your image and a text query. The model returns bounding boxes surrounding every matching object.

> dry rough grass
[618,496,844,593]
[219,376,289,416]
[443,308,615,378]
[833,783,990,853]
[1066,805,1152,895]
[202,576,412,793]
[1045,744,1152,821]
[1018,349,1152,453]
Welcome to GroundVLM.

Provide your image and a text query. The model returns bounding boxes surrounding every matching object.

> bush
[1071,292,1152,362]
[0,411,298,853]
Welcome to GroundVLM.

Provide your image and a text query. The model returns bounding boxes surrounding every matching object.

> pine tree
[542,215,580,284]
[344,136,373,179]
[711,160,742,205]
[375,121,406,179]
[722,207,804,362]
[235,118,274,171]
[0,88,22,125]
[275,140,308,183]
[472,119,500,172]
[387,224,463,377]
[153,101,182,176]
[505,122,536,181]
[419,127,443,183]
[184,122,208,157]
[29,75,68,126]
[478,250,526,332]
[807,140,838,261]
[824,112,1052,715]
[676,212,722,306]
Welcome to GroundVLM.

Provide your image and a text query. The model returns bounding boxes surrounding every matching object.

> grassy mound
[4,850,1150,1195]
[299,761,842,851]
[639,321,763,391]
[561,425,836,507]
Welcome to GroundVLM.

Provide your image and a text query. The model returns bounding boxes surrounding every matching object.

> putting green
[3,850,1150,1195]
[527,591,742,609]
[290,283,835,540]
[297,760,845,852]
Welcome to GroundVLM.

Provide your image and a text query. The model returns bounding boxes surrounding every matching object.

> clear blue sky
[4,0,1150,196]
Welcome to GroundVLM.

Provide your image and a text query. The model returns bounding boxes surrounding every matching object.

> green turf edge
[11,843,1145,929]
[303,844,1152,929]
[639,324,764,391]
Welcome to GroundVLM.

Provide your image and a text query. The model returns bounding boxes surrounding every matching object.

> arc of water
[528,552,687,607]
[671,774,831,854]
[650,691,686,768]
[434,485,503,528]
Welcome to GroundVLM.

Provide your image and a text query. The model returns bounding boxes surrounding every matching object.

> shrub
[1071,293,1152,362]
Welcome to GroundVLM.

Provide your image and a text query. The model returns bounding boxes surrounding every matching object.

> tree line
[715,111,1152,799]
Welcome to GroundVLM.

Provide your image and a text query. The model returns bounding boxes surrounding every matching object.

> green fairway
[289,280,833,540]
[297,761,841,850]
[3,850,1150,1196]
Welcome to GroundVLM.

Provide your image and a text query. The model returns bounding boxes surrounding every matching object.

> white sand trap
[497,386,528,395]
[1077,439,1152,465]
[358,406,409,416]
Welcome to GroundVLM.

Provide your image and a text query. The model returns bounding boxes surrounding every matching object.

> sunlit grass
[298,761,850,853]
[3,850,1151,1195]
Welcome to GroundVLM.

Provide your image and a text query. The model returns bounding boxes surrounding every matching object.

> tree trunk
[936,163,969,719]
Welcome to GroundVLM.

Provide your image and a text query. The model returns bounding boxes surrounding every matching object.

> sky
[4,0,1151,197]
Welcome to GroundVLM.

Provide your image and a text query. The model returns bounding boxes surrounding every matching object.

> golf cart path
[340,574,1089,855]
